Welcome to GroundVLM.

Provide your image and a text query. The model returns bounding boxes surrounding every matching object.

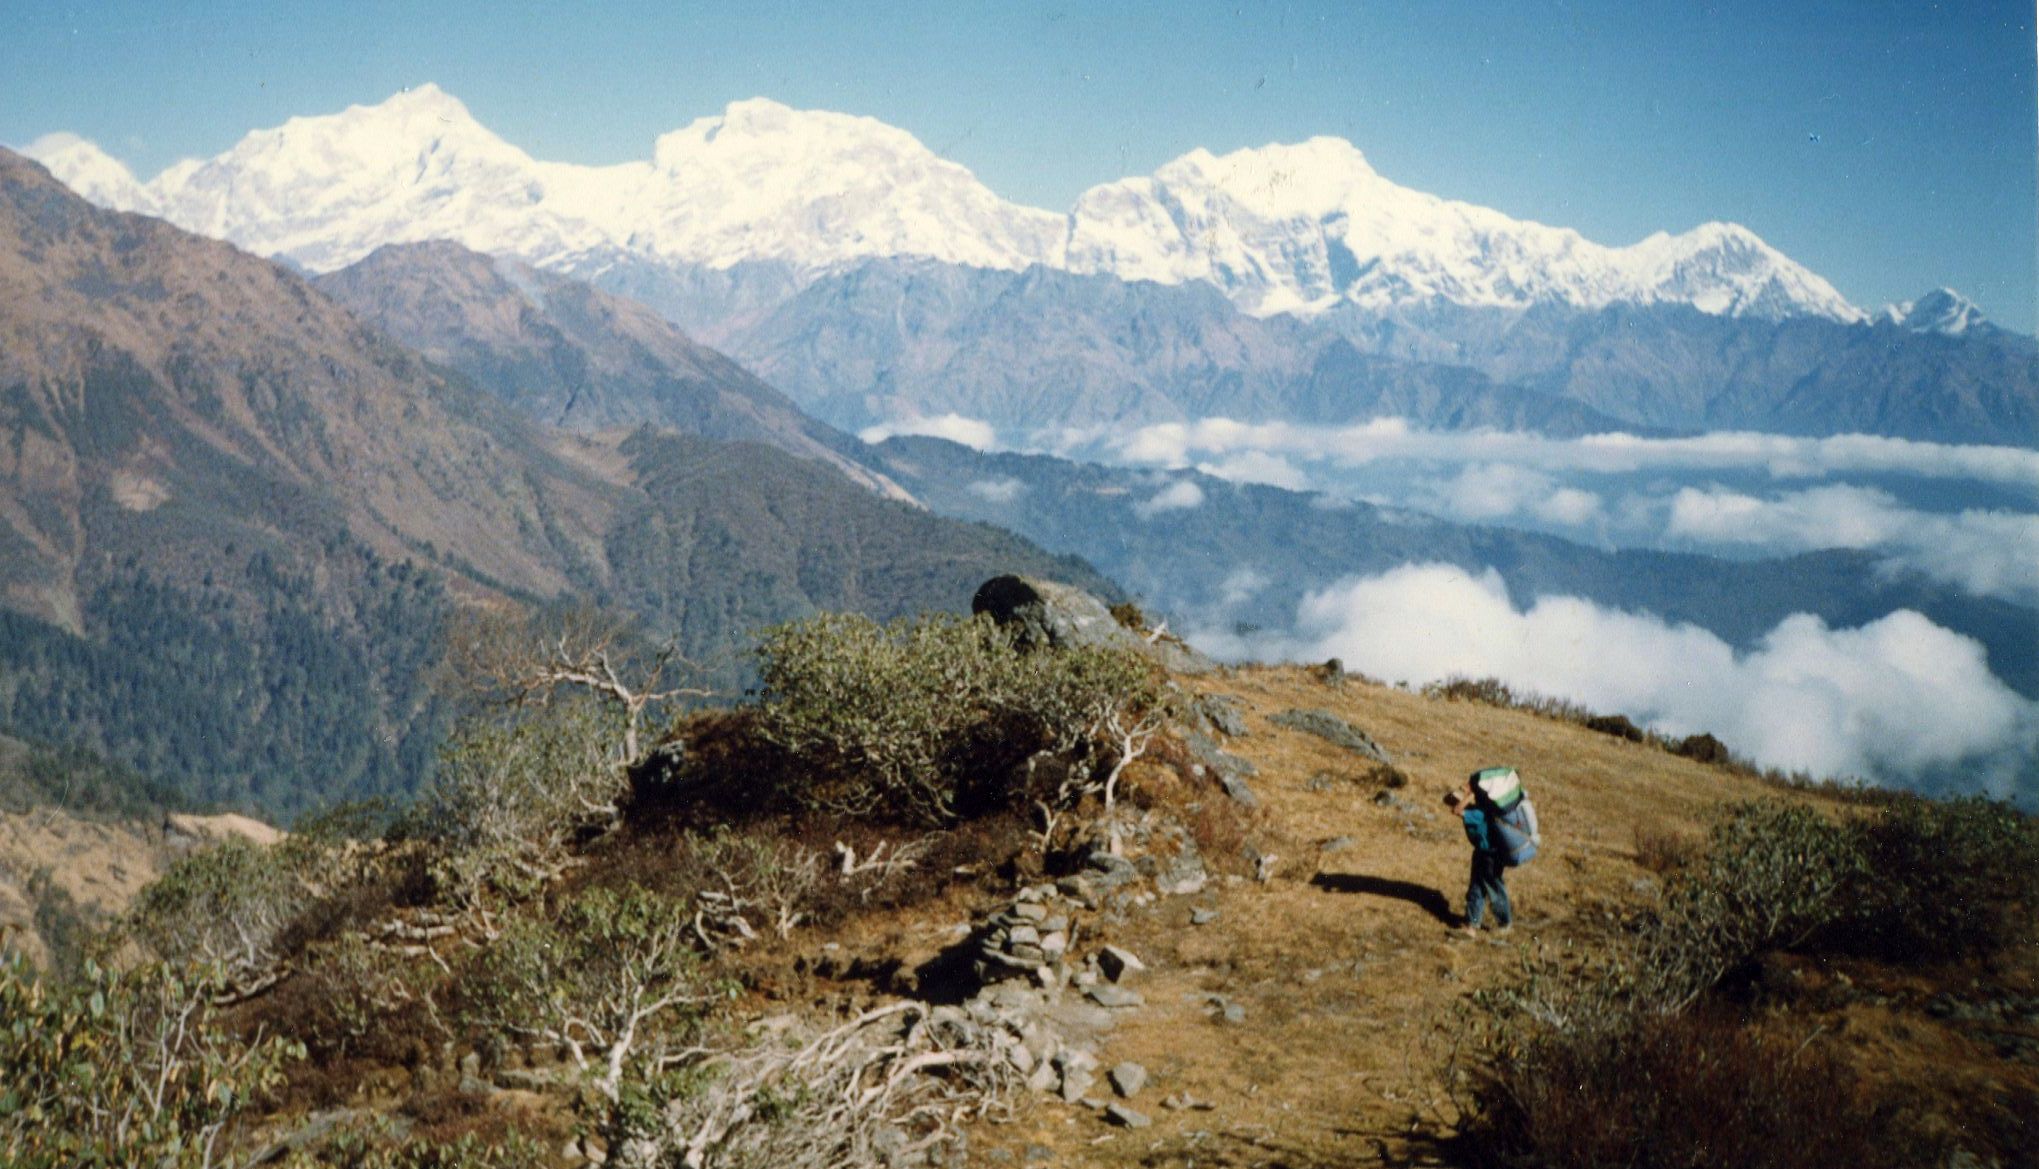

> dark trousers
[1466,850,1512,928]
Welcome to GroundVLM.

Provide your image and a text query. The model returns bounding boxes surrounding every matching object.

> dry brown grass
[1631,821,1701,875]
[23,662,2025,1168]
[969,664,1855,1168]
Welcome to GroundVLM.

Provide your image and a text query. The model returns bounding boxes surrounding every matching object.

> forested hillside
[0,549,444,817]
[0,148,1112,819]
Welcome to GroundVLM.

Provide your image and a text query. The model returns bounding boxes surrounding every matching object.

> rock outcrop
[971,575,1215,674]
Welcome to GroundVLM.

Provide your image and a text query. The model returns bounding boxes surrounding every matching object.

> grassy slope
[12,661,2031,1165]
[947,666,2037,1167]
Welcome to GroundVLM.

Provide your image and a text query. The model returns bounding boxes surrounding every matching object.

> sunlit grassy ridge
[3,615,2033,1168]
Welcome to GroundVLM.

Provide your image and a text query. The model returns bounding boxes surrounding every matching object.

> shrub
[1636,801,1864,1013]
[23,870,93,978]
[1583,713,1645,742]
[127,834,312,984]
[1456,796,2025,1167]
[631,828,828,943]
[0,951,303,1169]
[277,1116,547,1169]
[1834,794,2039,962]
[638,1001,1016,1169]
[281,932,451,1063]
[407,696,625,905]
[1422,675,1593,724]
[1631,822,1699,875]
[1458,1007,1917,1169]
[745,612,1162,827]
[1673,732,1733,765]
[461,884,715,1105]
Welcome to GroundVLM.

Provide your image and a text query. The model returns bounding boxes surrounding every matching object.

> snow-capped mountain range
[26,84,1867,325]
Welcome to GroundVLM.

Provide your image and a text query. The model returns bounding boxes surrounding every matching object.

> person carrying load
[1444,766,1541,937]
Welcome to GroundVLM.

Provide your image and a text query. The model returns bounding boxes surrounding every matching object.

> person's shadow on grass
[1310,872,1456,926]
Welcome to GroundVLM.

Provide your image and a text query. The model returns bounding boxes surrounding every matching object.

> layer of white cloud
[1088,418,2039,492]
[1055,417,2039,604]
[1195,451,1308,490]
[1133,478,1205,518]
[1194,564,2035,798]
[1427,463,1606,527]
[860,413,999,450]
[1219,567,1268,605]
[966,476,1026,503]
[1662,484,2039,600]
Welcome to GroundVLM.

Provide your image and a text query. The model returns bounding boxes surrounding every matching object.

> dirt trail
[985,666,1799,1167]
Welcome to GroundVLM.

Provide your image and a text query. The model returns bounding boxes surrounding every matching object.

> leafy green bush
[23,870,94,978]
[1641,802,1866,1009]
[128,835,314,983]
[283,931,451,1063]
[746,611,1161,826]
[461,884,715,1105]
[0,952,303,1169]
[1837,794,2039,961]
[407,697,625,905]
[1457,796,2034,1167]
[277,1115,546,1169]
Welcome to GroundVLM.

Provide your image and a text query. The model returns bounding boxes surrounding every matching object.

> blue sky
[4,0,2033,328]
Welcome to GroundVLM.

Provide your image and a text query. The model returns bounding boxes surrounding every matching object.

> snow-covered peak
[138,83,608,271]
[1884,287,1987,336]
[26,86,1868,325]
[1067,138,1863,322]
[196,83,525,189]
[1621,222,1862,321]
[652,98,927,170]
[21,132,155,214]
[632,97,1063,271]
[1159,136,1385,218]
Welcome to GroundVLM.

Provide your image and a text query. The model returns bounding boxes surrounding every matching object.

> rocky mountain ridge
[310,240,906,498]
[613,253,2037,444]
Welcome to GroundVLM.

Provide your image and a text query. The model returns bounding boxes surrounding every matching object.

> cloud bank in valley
[1193,564,2036,801]
[1133,478,1205,518]
[1056,418,2039,604]
[966,477,1027,503]
[861,413,999,450]
[1662,485,2039,601]
[1096,418,2039,490]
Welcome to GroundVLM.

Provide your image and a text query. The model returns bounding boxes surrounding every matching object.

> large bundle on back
[1469,767,1539,866]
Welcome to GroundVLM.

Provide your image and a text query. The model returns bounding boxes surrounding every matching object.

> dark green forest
[0,552,446,820]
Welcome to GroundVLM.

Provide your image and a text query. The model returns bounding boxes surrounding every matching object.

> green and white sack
[1471,766,1524,813]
